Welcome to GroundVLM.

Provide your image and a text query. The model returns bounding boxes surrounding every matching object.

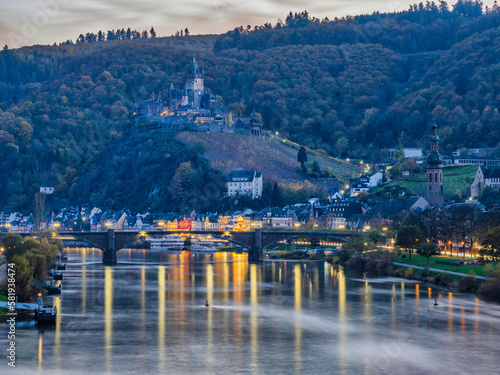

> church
[426,120,444,207]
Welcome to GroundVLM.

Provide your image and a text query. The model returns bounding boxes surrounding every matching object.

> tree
[343,235,368,257]
[2,233,25,262]
[393,149,405,160]
[335,137,349,157]
[368,229,385,244]
[271,182,283,207]
[3,45,8,50]
[297,146,307,167]
[33,192,48,238]
[416,242,439,264]
[3,255,33,302]
[356,191,370,203]
[25,252,47,282]
[396,225,424,260]
[480,227,500,261]
[312,160,321,174]
[150,27,157,38]
[185,28,190,36]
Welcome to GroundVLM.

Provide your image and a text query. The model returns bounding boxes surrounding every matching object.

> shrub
[435,273,452,286]
[346,257,365,269]
[393,268,406,278]
[458,276,476,292]
[404,267,414,278]
[479,279,500,298]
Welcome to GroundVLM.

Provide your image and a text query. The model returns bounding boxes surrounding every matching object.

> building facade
[470,165,500,198]
[226,170,263,199]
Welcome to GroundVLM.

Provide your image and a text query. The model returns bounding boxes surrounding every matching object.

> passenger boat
[190,240,218,252]
[150,235,185,251]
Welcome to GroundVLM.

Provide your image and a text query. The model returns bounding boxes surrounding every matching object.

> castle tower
[185,57,204,108]
[426,120,444,206]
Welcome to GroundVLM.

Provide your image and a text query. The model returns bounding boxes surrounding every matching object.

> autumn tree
[396,225,424,260]
[416,242,440,265]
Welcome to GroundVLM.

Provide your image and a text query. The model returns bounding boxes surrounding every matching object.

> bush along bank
[342,252,497,297]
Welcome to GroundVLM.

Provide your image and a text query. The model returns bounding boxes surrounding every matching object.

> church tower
[426,120,444,206]
[185,57,204,108]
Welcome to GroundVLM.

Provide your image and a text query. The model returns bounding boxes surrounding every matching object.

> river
[1,247,500,374]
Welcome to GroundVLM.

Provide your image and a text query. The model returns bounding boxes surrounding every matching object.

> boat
[150,235,185,251]
[0,296,57,324]
[190,240,219,252]
[34,296,57,324]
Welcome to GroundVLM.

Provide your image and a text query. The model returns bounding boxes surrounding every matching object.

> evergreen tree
[297,146,307,167]
[150,27,157,38]
[271,182,283,207]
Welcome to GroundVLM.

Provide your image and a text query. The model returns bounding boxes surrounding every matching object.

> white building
[227,170,263,199]
[40,180,56,194]
[381,148,423,159]
[368,171,383,187]
[470,165,500,198]
[263,215,293,228]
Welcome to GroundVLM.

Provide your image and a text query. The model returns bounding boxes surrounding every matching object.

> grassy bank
[395,254,494,277]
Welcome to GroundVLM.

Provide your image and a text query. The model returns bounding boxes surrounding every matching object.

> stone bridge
[1,229,355,264]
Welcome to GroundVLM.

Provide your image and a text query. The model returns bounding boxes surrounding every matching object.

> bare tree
[33,193,47,239]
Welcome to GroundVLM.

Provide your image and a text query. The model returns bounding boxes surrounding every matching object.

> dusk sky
[1,0,496,49]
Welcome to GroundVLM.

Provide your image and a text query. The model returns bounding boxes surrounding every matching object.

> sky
[1,0,497,49]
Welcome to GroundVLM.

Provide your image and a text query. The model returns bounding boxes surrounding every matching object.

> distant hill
[175,132,361,184]
[1,1,499,210]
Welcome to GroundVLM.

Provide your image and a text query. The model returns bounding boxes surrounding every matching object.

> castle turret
[186,57,204,108]
[426,120,444,206]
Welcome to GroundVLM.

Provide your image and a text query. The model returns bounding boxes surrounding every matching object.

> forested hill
[1,1,500,211]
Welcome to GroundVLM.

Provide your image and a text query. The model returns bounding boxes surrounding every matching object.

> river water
[1,247,500,375]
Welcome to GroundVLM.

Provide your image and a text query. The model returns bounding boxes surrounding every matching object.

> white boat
[190,240,218,252]
[151,235,185,251]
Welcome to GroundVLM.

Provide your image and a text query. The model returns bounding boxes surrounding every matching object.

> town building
[426,121,444,207]
[320,201,363,229]
[380,148,423,160]
[226,170,263,199]
[262,215,293,229]
[452,148,496,157]
[40,180,56,194]
[470,165,500,198]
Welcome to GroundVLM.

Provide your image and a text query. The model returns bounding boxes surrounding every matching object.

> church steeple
[426,120,444,206]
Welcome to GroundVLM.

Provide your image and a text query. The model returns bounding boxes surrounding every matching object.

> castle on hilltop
[132,57,263,135]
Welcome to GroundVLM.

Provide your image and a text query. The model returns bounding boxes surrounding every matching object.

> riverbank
[343,254,500,298]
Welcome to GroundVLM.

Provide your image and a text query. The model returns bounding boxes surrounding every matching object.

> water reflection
[2,248,500,375]
[104,267,113,374]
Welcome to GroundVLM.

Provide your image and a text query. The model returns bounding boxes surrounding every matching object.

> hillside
[371,165,477,199]
[1,2,500,210]
[175,132,361,184]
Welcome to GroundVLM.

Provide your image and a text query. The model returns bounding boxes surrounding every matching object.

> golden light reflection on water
[206,263,214,363]
[104,267,113,374]
[448,292,453,332]
[38,333,42,372]
[294,264,302,375]
[338,267,347,375]
[158,266,165,372]
[474,298,479,336]
[81,248,86,314]
[250,264,259,375]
